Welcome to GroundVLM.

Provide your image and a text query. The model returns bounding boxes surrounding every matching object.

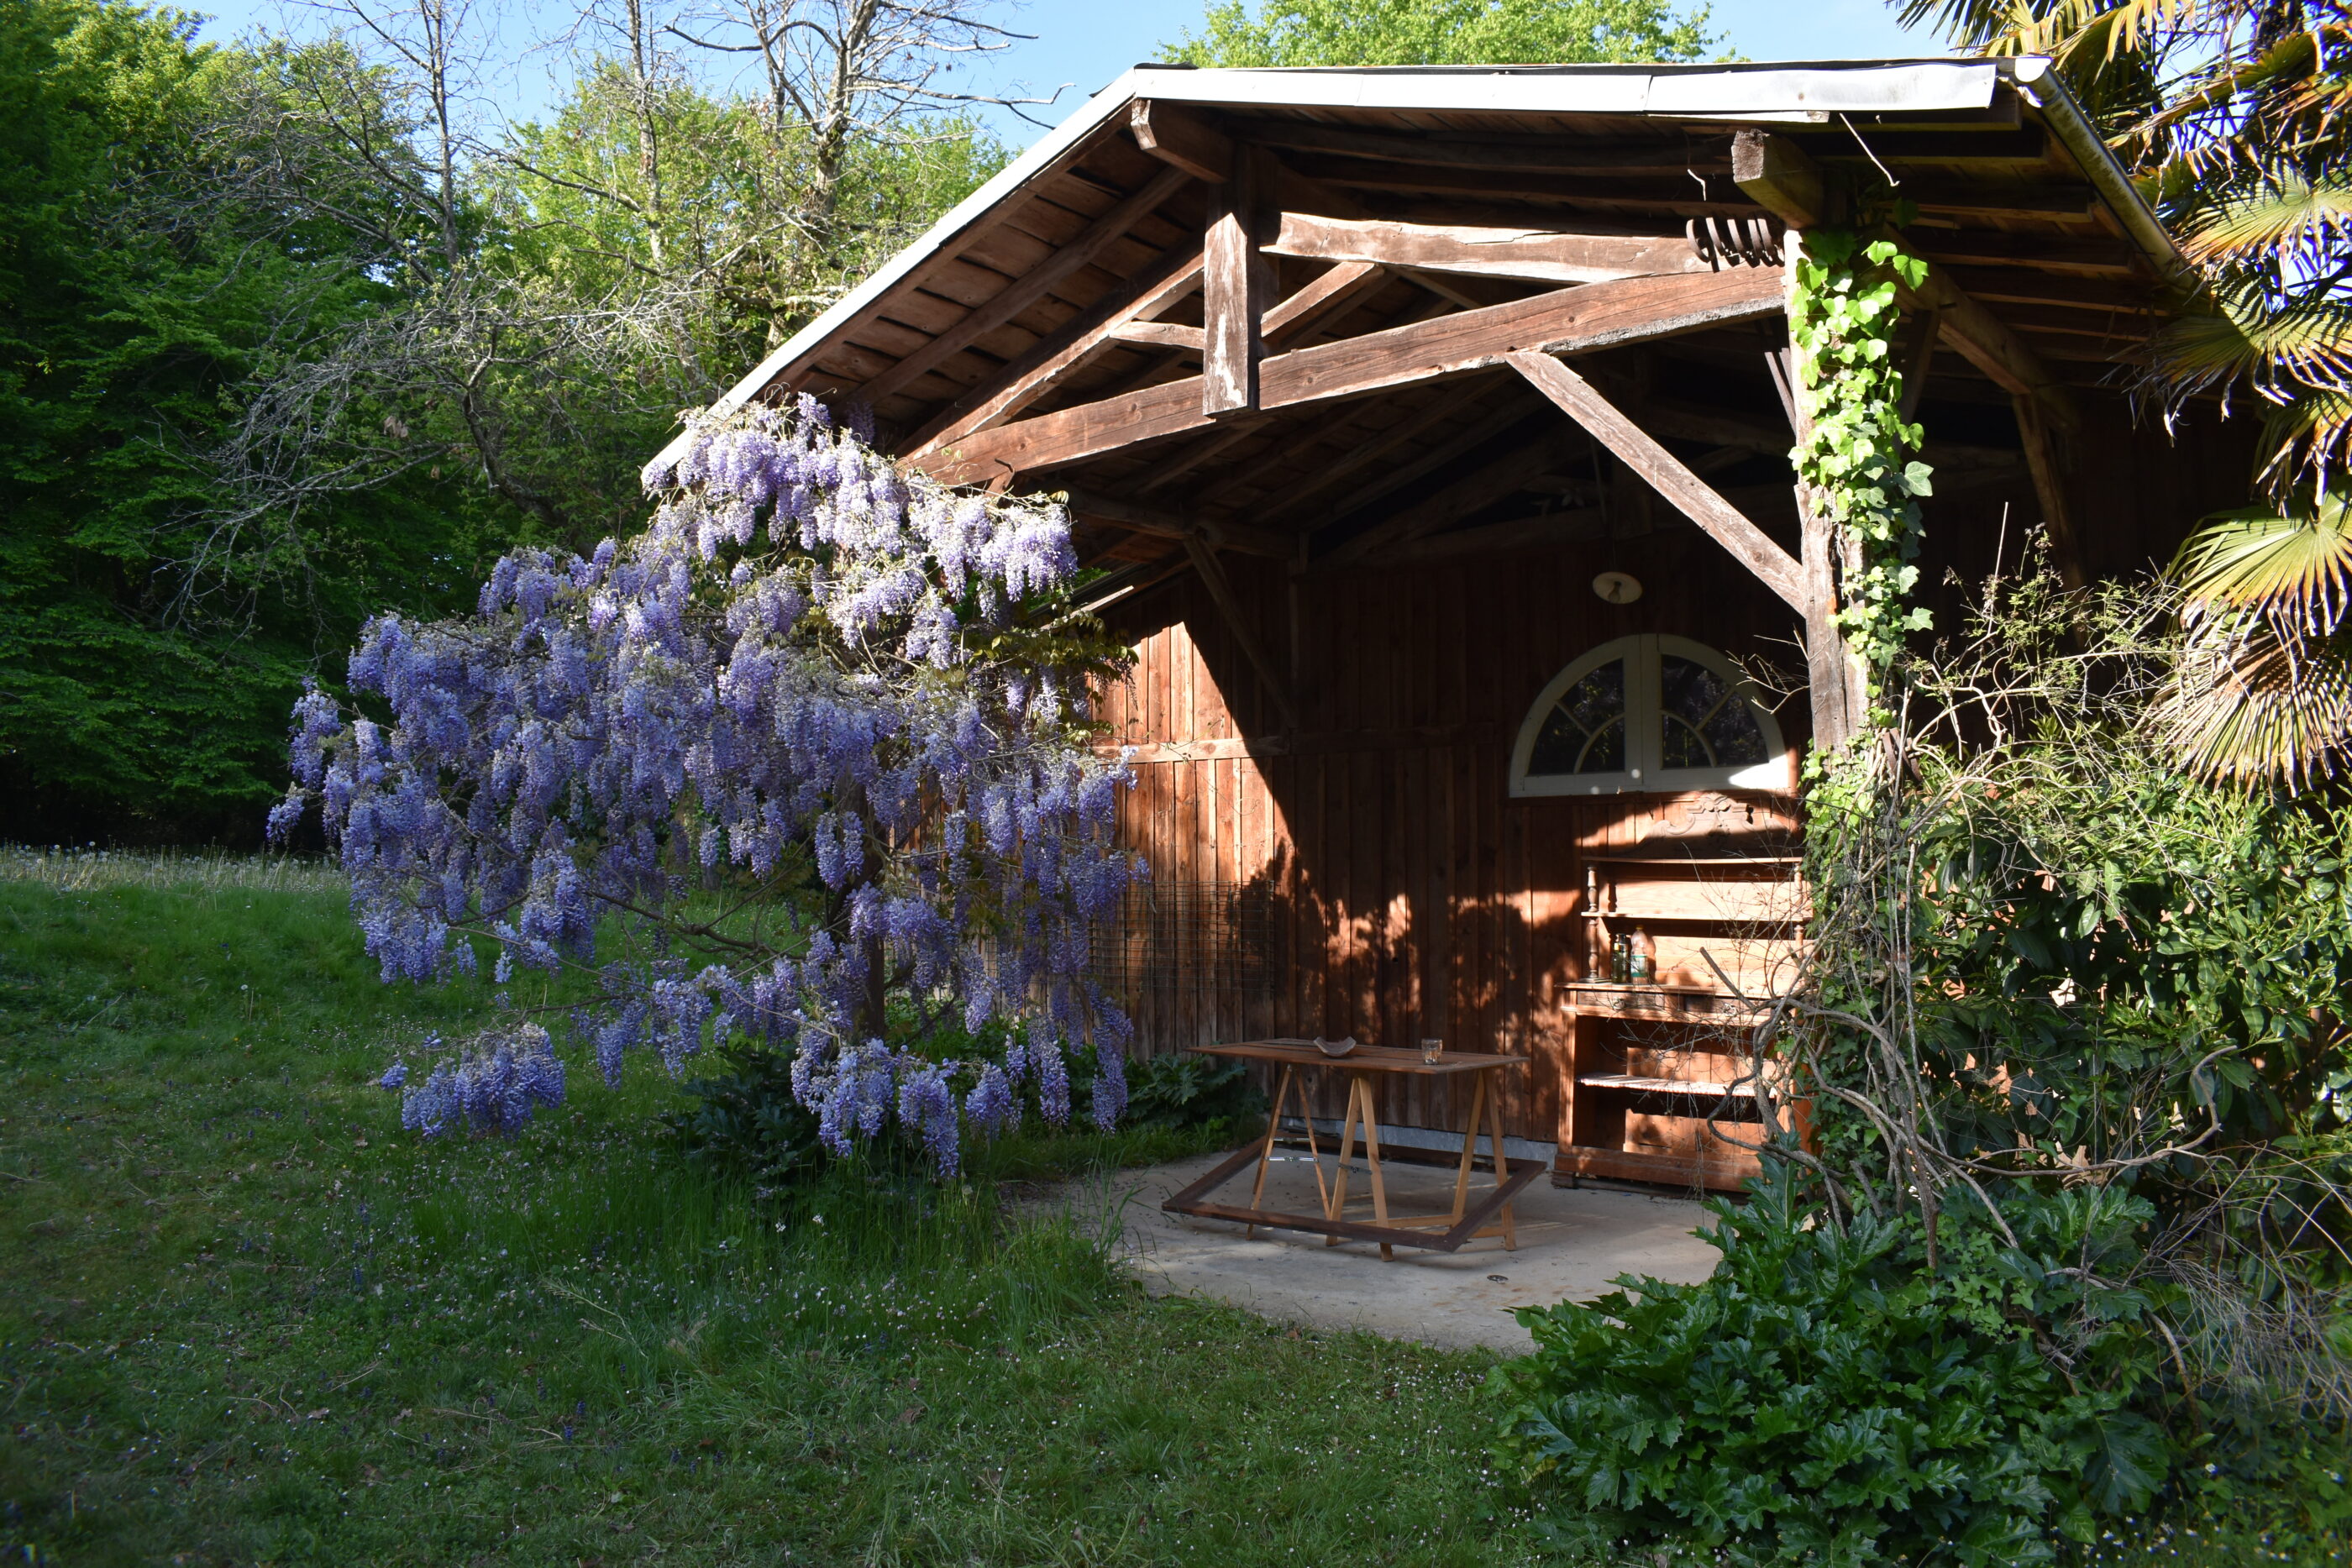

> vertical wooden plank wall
[1093,522,1811,1146]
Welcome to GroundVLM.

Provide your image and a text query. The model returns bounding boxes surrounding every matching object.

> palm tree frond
[2255,391,2352,499]
[2171,491,2352,631]
[1895,1,2190,60]
[2060,0,2198,63]
[2165,611,2352,789]
[2133,27,2328,139]
[2150,291,2352,396]
[2180,175,2352,267]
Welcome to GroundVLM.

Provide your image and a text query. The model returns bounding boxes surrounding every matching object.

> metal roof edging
[2009,55,2194,291]
[1126,61,2003,115]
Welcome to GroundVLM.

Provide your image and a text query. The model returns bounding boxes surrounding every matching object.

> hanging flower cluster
[386,1025,569,1136]
[273,397,1142,1174]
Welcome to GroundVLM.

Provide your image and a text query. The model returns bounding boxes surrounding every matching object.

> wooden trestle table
[1159,1041,1541,1260]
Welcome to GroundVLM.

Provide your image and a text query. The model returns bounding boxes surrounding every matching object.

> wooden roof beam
[1312,424,1587,573]
[1112,261,1394,506]
[1508,352,1806,612]
[1063,490,1291,559]
[1305,400,1540,530]
[1131,100,1233,184]
[854,164,1193,409]
[1234,119,1727,177]
[902,239,1204,454]
[1261,259,1387,346]
[1265,212,1711,286]
[1241,379,1494,520]
[1349,506,1608,569]
[913,267,1785,486]
[1731,130,2079,431]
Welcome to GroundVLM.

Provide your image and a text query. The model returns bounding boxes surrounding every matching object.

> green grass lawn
[0,852,2342,1566]
[0,856,1535,1566]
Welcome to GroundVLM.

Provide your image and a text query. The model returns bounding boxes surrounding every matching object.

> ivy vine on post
[1788,224,1936,725]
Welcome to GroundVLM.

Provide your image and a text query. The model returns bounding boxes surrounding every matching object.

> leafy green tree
[0,0,1005,842]
[0,0,503,840]
[1163,0,1719,67]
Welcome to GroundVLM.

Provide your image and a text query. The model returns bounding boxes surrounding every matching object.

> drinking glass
[1419,1037,1444,1065]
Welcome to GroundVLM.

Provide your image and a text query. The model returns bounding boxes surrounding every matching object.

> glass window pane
[1530,658,1625,774]
[1658,654,1767,769]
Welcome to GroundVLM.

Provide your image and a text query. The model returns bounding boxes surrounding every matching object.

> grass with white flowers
[0,852,2341,1566]
[0,858,1535,1566]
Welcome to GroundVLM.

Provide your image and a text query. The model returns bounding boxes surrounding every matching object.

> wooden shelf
[1557,859,1809,1193]
[1561,983,1764,1023]
[1580,860,1797,869]
[1578,1073,1755,1098]
[1553,1141,1764,1188]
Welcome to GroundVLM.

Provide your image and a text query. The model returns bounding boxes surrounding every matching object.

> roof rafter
[912,266,1785,487]
[855,164,1194,409]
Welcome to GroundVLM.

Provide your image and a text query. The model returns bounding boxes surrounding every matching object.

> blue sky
[187,0,1946,146]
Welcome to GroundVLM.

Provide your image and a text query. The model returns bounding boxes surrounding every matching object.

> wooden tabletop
[1189,1041,1529,1076]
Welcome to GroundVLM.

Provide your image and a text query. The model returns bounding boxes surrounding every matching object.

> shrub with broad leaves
[1494,1167,2175,1567]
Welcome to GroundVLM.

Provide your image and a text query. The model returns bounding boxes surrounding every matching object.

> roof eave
[651,57,2192,475]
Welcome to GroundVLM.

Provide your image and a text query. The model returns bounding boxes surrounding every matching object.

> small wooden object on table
[1160,1041,1540,1260]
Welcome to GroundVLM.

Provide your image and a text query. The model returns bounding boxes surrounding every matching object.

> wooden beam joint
[1201,148,1272,417]
[1507,351,1807,612]
[1131,100,1233,184]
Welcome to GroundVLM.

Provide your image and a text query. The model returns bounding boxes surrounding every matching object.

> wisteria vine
[272,397,1144,1174]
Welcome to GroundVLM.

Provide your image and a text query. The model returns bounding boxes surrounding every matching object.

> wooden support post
[1896,307,1940,422]
[1202,149,1271,417]
[1778,231,1870,754]
[1183,533,1301,732]
[1798,499,1867,752]
[1505,352,1807,611]
[2013,392,2087,589]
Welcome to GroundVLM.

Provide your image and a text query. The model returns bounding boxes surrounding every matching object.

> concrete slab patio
[1071,1147,1725,1354]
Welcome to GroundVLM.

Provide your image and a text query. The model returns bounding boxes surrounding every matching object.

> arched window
[1510,634,1789,796]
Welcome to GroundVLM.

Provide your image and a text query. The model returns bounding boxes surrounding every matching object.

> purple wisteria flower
[398,1025,566,1137]
[272,399,1143,1173]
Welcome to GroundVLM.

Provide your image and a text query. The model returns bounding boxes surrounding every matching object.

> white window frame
[1509,633,1790,797]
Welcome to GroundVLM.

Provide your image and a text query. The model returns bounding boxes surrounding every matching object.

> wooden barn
[677,59,2250,1191]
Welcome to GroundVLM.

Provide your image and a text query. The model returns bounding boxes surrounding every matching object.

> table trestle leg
[1359,1076,1393,1260]
[1248,1066,1293,1239]
[1325,1077,1361,1246]
[1486,1072,1518,1251]
[1452,1072,1488,1223]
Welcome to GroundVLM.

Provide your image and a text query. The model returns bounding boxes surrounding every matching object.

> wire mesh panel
[1091,880,1279,1051]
